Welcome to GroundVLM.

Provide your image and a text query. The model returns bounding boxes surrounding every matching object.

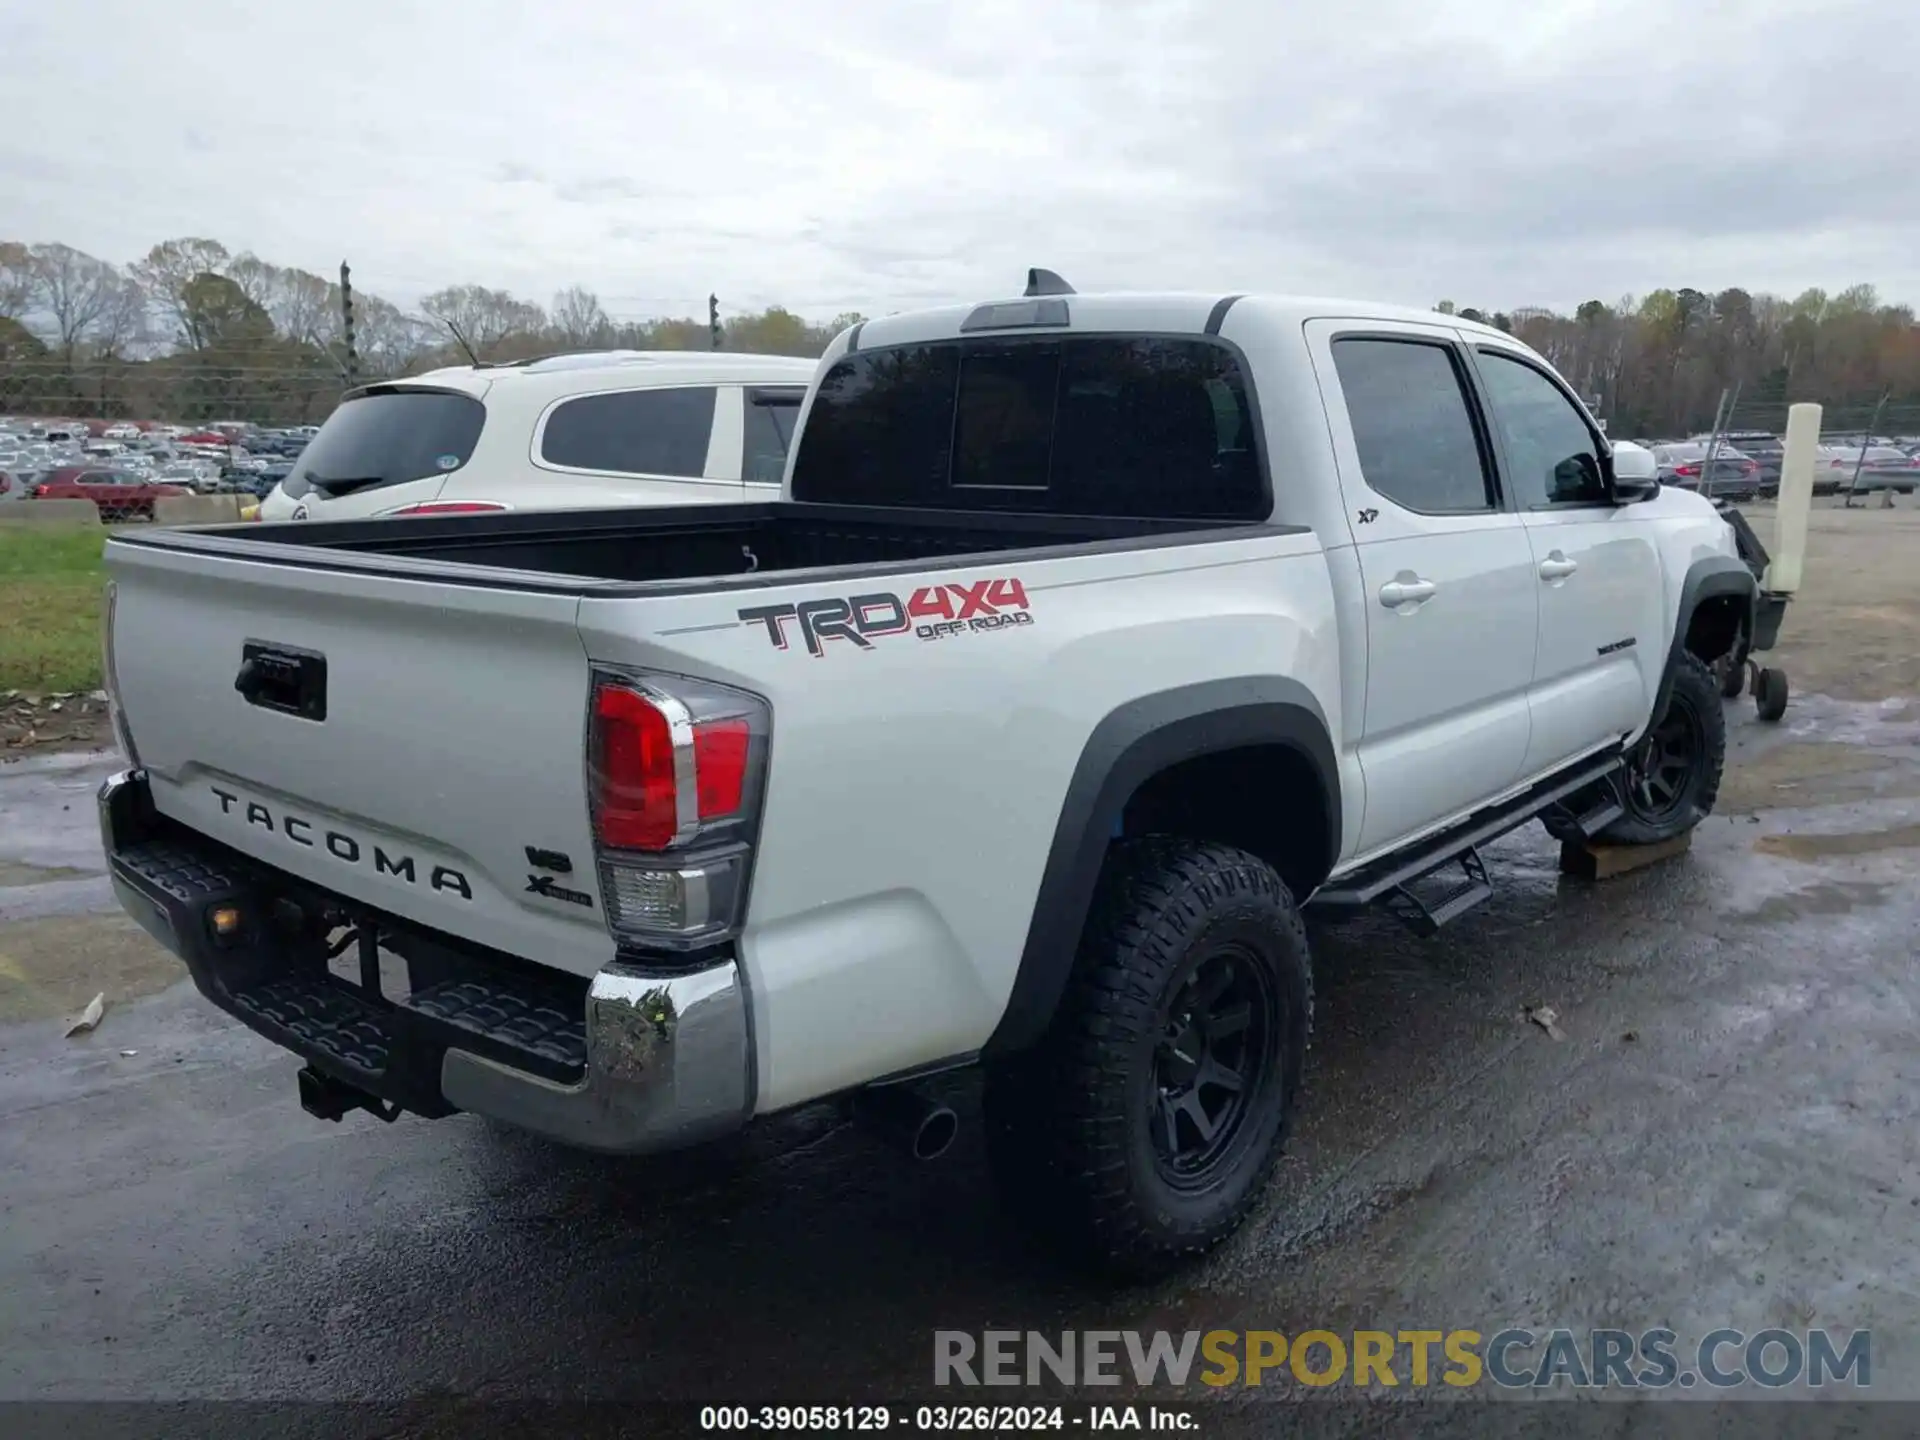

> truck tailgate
[106,540,614,978]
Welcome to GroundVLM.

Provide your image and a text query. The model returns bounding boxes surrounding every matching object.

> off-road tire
[983,838,1312,1282]
[1597,652,1726,846]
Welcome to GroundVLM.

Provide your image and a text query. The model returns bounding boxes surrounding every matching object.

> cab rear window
[790,335,1267,519]
[283,389,485,500]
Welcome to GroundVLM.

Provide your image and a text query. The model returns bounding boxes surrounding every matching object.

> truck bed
[116,501,1238,594]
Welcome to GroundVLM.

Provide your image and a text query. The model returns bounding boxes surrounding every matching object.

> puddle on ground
[1718,742,1898,812]
[1755,825,1920,860]
[0,913,181,1024]
[0,860,91,888]
[1732,880,1893,926]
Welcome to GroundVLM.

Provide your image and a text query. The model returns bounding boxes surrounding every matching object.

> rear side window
[284,389,485,500]
[742,388,803,486]
[540,386,716,478]
[790,336,1265,519]
[1330,339,1493,514]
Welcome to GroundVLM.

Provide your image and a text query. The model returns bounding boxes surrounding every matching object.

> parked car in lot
[255,351,818,521]
[1816,444,1919,494]
[28,466,189,518]
[1690,431,1784,494]
[1651,442,1761,500]
[154,462,224,494]
[99,280,1759,1278]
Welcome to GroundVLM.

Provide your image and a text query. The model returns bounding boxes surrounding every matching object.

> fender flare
[1654,555,1756,716]
[983,677,1339,1058]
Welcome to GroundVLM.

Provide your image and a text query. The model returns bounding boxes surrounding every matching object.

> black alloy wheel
[1150,943,1279,1190]
[1624,688,1705,826]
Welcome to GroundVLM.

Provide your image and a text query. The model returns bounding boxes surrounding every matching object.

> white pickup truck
[98,274,1761,1278]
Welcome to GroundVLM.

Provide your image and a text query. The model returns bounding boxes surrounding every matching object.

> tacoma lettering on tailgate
[210,786,473,900]
[738,577,1032,658]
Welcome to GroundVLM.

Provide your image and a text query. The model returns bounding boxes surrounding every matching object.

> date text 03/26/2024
[699,1405,1191,1432]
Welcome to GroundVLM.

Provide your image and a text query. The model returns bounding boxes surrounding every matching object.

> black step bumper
[99,769,753,1153]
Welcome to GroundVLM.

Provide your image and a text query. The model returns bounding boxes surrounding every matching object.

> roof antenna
[441,318,483,368]
[1024,268,1075,297]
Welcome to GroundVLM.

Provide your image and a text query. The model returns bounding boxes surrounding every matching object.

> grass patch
[0,523,108,694]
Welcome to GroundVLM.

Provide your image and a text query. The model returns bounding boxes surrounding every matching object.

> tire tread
[986,837,1312,1281]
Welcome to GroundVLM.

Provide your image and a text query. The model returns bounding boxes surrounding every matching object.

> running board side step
[1310,752,1624,934]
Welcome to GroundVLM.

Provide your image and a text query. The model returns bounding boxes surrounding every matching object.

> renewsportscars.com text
[933,1328,1870,1390]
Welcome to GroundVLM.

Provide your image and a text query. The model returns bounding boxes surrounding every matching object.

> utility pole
[340,261,359,388]
[709,294,722,351]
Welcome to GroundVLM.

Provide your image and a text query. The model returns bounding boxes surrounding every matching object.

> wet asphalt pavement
[3,699,1919,1425]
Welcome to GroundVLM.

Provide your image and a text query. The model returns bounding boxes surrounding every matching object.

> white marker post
[1766,402,1820,595]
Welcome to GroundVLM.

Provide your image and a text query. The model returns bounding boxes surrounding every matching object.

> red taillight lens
[591,684,681,850]
[388,501,508,516]
[33,485,52,497]
[693,718,750,819]
[1742,461,1757,473]
[589,679,762,852]
[1674,464,1701,477]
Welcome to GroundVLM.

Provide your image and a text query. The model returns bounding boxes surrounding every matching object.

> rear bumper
[99,769,753,1154]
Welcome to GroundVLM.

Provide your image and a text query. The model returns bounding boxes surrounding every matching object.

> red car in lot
[27,467,190,519]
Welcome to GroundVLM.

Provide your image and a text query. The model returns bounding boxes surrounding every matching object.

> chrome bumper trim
[440,960,754,1154]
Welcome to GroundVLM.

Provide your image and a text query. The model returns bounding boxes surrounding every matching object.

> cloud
[0,0,1911,321]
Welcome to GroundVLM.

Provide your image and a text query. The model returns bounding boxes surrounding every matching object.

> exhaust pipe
[855,1082,959,1161]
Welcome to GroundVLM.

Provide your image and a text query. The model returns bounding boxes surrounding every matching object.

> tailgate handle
[236,641,328,722]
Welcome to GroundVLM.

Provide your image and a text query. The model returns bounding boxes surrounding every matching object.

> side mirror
[1600,447,1660,504]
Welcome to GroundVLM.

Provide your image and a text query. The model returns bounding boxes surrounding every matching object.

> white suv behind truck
[256,351,817,521]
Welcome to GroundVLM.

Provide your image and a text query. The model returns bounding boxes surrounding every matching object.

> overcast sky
[4,0,1913,323]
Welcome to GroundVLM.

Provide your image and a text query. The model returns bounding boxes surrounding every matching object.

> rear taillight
[33,485,52,498]
[586,671,769,949]
[1742,461,1757,474]
[386,501,508,516]
[1674,463,1701,477]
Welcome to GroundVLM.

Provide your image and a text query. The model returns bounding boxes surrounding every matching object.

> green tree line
[3,235,1917,436]
[1437,286,1920,437]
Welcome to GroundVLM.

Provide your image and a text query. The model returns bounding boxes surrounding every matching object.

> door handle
[1538,553,1578,581]
[1378,576,1437,608]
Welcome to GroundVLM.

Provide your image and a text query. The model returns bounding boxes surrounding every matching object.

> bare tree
[30,243,124,360]
[551,285,611,347]
[0,241,36,320]
[92,275,151,357]
[352,294,436,376]
[130,237,232,349]
[270,268,335,346]
[225,253,282,312]
[420,284,548,354]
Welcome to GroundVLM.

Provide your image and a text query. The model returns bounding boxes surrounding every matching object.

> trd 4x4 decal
[740,577,1033,658]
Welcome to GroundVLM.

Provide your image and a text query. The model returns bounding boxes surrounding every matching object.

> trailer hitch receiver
[297,1065,402,1124]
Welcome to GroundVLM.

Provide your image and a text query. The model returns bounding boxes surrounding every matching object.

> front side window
[1330,338,1494,514]
[1475,351,1607,507]
[790,336,1264,518]
[540,386,717,478]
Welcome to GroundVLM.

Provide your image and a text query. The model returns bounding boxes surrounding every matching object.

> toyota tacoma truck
[97,272,1758,1279]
